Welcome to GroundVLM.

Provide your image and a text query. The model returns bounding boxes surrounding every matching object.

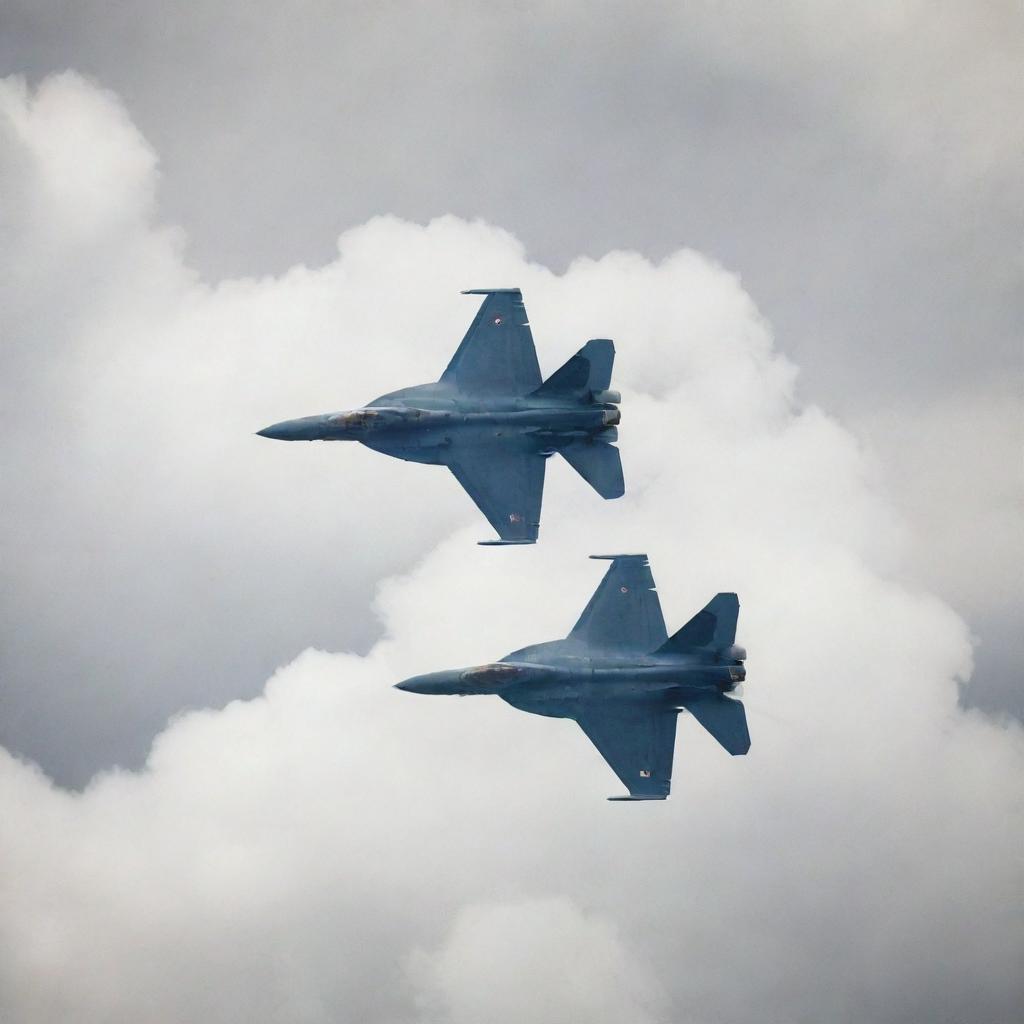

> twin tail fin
[531,339,615,400]
[662,593,749,754]
[656,593,739,655]
[536,339,622,499]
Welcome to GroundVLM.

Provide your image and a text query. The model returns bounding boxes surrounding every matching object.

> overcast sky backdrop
[0,3,1021,1022]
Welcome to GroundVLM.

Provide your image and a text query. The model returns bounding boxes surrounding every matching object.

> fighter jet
[395,554,749,800]
[257,289,622,544]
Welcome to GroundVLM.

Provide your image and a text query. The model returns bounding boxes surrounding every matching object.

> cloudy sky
[1,2,1021,1022]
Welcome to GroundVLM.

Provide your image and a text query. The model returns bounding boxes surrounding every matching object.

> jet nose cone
[394,671,464,695]
[395,678,432,695]
[256,422,289,439]
[256,415,329,441]
[394,675,441,694]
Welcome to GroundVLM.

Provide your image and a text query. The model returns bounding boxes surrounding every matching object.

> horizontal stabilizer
[607,794,667,802]
[532,339,615,399]
[656,593,739,655]
[559,441,624,499]
[684,694,750,755]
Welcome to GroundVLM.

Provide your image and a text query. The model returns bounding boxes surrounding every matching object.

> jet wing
[440,289,542,395]
[575,702,678,800]
[569,554,668,652]
[446,445,546,544]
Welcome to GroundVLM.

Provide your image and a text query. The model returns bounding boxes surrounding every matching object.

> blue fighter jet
[395,555,749,800]
[257,289,623,544]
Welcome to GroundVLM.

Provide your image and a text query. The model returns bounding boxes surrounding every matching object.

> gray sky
[3,2,1019,398]
[0,4,1022,1020]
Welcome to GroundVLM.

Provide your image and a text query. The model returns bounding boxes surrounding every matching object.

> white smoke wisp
[0,73,1021,1024]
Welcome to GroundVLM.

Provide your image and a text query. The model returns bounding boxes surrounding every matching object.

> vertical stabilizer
[532,339,615,399]
[656,594,739,655]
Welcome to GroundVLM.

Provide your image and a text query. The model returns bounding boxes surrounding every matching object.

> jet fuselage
[395,644,746,720]
[258,383,620,465]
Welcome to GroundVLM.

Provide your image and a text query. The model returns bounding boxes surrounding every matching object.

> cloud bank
[0,73,1021,1023]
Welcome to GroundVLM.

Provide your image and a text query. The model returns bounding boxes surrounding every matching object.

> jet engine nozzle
[592,389,621,405]
[602,408,621,426]
[721,644,747,663]
[715,664,746,692]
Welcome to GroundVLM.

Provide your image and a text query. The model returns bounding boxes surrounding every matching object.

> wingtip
[607,794,668,801]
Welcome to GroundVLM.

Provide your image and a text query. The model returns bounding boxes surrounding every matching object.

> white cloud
[0,72,157,238]
[407,898,668,1024]
[0,72,1021,1024]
